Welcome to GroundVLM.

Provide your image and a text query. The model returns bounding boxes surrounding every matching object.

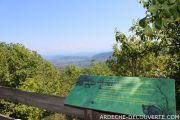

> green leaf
[177,5,180,13]
[155,16,162,29]
[169,7,179,19]
[149,5,158,14]
[152,22,156,30]
[163,9,172,18]
[157,0,165,4]
[168,0,176,5]
[139,17,147,28]
[175,17,180,23]
[162,19,168,28]
[144,25,153,36]
[152,0,156,5]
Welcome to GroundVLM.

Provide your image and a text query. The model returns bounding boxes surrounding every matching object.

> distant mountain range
[91,52,112,62]
[44,52,112,68]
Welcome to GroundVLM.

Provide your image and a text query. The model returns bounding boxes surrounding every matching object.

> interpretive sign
[64,75,176,116]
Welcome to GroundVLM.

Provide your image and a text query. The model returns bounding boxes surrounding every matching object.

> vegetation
[139,0,180,106]
[0,42,113,119]
[0,0,179,119]
[0,42,66,119]
[107,32,169,77]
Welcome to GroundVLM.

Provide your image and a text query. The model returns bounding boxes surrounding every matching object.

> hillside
[92,52,112,62]
[45,56,90,67]
[45,52,112,68]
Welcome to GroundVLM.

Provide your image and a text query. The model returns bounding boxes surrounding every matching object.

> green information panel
[64,75,176,116]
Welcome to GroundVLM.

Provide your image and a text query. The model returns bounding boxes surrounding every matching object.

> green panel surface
[64,75,176,116]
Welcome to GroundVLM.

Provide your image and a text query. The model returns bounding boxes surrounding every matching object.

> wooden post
[84,109,100,120]
[84,109,92,120]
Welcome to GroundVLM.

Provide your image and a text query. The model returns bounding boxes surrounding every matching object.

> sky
[0,0,146,56]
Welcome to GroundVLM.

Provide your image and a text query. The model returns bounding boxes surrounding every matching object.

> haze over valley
[44,52,112,67]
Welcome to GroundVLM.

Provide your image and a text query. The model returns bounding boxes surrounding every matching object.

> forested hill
[92,52,112,62]
[44,52,112,68]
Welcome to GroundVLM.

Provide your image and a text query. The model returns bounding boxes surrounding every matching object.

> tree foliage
[107,32,169,77]
[139,0,180,106]
[0,42,66,120]
[139,0,179,37]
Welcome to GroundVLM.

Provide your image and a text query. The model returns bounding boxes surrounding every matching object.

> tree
[139,0,179,43]
[107,32,169,77]
[139,0,180,106]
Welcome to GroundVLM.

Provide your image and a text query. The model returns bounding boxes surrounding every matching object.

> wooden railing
[0,86,84,119]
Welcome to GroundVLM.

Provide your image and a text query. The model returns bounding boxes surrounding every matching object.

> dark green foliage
[139,17,147,28]
[139,0,180,106]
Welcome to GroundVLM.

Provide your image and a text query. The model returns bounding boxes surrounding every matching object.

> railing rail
[0,86,84,118]
[0,114,14,120]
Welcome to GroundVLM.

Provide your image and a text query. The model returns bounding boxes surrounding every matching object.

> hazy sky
[0,0,145,55]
